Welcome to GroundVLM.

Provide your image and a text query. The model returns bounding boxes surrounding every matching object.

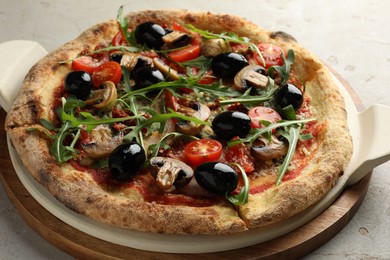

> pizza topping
[253,43,285,68]
[194,162,238,195]
[168,44,201,63]
[81,125,123,159]
[212,111,251,141]
[162,30,191,47]
[250,135,288,161]
[134,22,167,49]
[233,64,268,92]
[274,83,304,110]
[248,106,282,129]
[152,58,180,80]
[149,157,194,191]
[201,38,231,57]
[91,61,122,88]
[64,71,93,100]
[71,55,110,74]
[133,67,165,89]
[85,81,117,110]
[108,141,146,182]
[175,102,211,135]
[211,52,249,81]
[120,52,153,72]
[184,139,223,167]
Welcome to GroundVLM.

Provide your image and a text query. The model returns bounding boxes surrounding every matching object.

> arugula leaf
[226,163,249,205]
[116,6,143,50]
[60,97,140,132]
[267,49,295,85]
[50,121,79,163]
[227,118,315,148]
[276,126,300,185]
[147,132,198,159]
[123,109,211,145]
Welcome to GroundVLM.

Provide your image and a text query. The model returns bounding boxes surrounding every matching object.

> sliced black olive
[108,141,146,182]
[212,111,251,141]
[64,71,92,100]
[194,162,238,195]
[109,51,123,63]
[133,67,165,89]
[135,22,166,49]
[211,52,249,81]
[274,83,304,110]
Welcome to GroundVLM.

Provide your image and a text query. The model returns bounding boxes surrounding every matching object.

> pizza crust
[5,10,352,234]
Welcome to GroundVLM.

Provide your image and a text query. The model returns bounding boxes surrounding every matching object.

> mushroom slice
[201,39,231,57]
[85,81,117,110]
[162,31,191,47]
[234,65,268,92]
[250,135,288,161]
[175,102,211,136]
[81,125,124,159]
[153,58,179,80]
[120,53,153,72]
[149,157,194,191]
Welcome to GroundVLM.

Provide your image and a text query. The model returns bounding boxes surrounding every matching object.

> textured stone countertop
[0,0,389,259]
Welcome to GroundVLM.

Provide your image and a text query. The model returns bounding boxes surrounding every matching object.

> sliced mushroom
[234,65,268,92]
[162,31,191,47]
[175,102,211,136]
[120,53,153,72]
[153,58,179,80]
[85,81,117,110]
[201,39,231,57]
[250,135,288,161]
[149,157,194,191]
[81,125,124,159]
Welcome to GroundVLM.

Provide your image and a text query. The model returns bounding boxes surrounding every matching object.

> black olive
[135,22,166,49]
[194,162,238,195]
[274,83,304,110]
[212,111,251,141]
[108,142,146,182]
[211,52,249,81]
[133,67,165,89]
[109,51,123,63]
[64,71,92,100]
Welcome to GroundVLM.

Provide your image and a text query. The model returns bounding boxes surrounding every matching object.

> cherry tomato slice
[253,43,285,68]
[91,61,122,88]
[164,90,179,111]
[71,55,110,74]
[248,106,282,128]
[185,139,223,167]
[168,44,201,63]
[112,31,128,46]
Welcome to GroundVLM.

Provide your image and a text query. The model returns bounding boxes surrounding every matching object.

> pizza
[5,8,352,235]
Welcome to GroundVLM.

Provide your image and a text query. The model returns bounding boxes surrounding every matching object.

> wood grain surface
[0,71,371,259]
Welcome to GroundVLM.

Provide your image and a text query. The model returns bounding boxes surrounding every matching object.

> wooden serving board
[0,72,370,259]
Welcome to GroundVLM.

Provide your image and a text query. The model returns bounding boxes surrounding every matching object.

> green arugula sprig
[226,163,249,206]
[267,49,295,85]
[123,109,211,146]
[228,118,315,186]
[116,5,143,51]
[186,24,266,67]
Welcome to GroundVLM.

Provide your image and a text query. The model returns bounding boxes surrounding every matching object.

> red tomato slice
[225,138,255,173]
[185,139,223,167]
[91,61,122,88]
[168,44,201,63]
[112,31,128,46]
[248,106,282,128]
[253,43,285,68]
[164,90,179,111]
[71,55,110,74]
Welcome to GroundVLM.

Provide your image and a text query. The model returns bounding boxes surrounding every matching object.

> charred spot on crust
[270,31,297,42]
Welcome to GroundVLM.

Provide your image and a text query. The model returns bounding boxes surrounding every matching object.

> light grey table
[0,0,389,259]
